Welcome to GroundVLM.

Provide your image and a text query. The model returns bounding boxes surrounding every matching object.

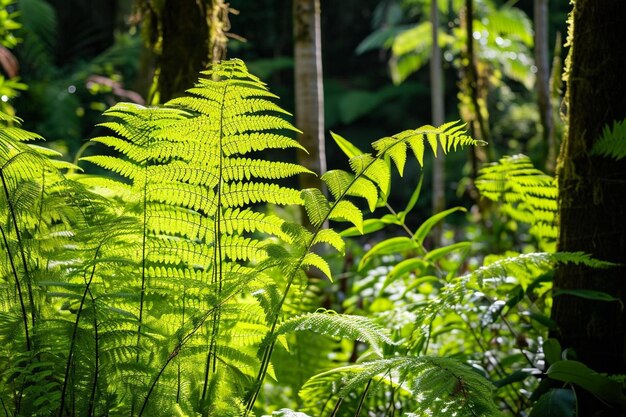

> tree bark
[534,0,555,174]
[294,0,326,192]
[141,0,230,103]
[552,1,626,412]
[430,0,445,246]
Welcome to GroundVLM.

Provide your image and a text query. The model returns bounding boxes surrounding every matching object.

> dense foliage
[1,1,626,416]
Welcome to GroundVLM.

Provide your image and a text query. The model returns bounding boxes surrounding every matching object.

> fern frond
[476,154,557,250]
[299,356,498,417]
[592,118,626,160]
[276,310,394,357]
[417,252,614,328]
[321,170,378,212]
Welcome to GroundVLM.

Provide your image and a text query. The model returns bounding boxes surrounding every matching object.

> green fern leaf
[301,252,333,281]
[301,188,330,228]
[329,200,363,232]
[311,229,345,254]
[592,118,626,160]
[476,154,557,250]
[276,310,394,356]
[321,170,378,212]
[299,356,498,417]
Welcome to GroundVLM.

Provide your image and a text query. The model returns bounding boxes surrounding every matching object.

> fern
[415,251,614,336]
[299,356,498,417]
[1,59,487,416]
[275,310,394,357]
[476,154,558,250]
[592,118,626,160]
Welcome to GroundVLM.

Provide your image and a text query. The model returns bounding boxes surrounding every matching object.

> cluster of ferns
[0,59,501,417]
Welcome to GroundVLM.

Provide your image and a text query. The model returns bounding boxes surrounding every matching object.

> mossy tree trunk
[552,1,626,412]
[139,0,230,103]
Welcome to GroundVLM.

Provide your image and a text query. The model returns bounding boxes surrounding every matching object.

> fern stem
[353,379,372,417]
[329,398,343,417]
[136,174,149,357]
[245,277,295,415]
[1,397,8,417]
[202,68,230,402]
[140,282,245,414]
[246,140,399,414]
[59,247,101,417]
[86,287,100,417]
[0,169,36,329]
[176,290,186,404]
[0,225,31,351]
[131,161,151,417]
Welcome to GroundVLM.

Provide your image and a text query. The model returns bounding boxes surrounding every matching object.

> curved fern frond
[275,310,394,357]
[323,120,482,222]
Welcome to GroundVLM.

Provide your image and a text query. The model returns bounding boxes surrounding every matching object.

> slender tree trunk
[294,0,326,192]
[552,1,626,413]
[430,0,445,245]
[534,0,555,174]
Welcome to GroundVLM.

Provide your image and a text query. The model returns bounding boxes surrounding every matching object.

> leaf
[276,311,394,356]
[382,258,430,291]
[414,207,467,246]
[321,170,378,212]
[330,131,363,159]
[301,188,330,227]
[311,229,345,254]
[529,312,557,330]
[546,360,626,406]
[358,237,419,271]
[529,389,576,417]
[302,252,333,282]
[553,289,623,309]
[340,218,387,237]
[329,200,363,232]
[493,369,533,388]
[424,241,472,262]
[542,339,562,365]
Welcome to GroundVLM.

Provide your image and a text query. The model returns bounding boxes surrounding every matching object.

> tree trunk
[552,1,626,413]
[293,0,326,192]
[142,0,229,103]
[534,0,555,174]
[430,0,445,246]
